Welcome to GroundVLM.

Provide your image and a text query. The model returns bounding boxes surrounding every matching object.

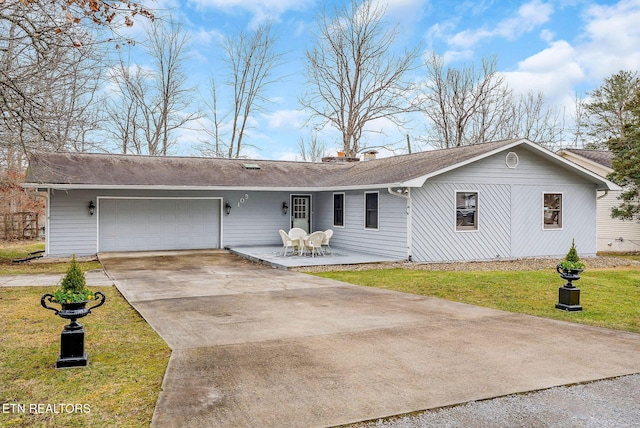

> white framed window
[455,191,478,231]
[364,191,379,230]
[333,193,345,227]
[543,193,562,230]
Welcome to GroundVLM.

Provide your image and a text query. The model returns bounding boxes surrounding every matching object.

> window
[543,193,562,229]
[456,191,478,231]
[333,193,344,227]
[365,192,378,229]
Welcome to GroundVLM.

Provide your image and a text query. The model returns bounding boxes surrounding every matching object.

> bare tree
[419,52,565,149]
[106,19,200,155]
[420,52,507,148]
[198,77,228,157]
[104,58,149,154]
[298,134,326,162]
[1,0,105,156]
[300,0,420,157]
[200,22,283,158]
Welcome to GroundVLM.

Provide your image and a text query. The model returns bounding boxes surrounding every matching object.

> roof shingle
[24,139,529,189]
[562,149,614,169]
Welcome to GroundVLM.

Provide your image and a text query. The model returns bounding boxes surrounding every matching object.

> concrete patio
[227,245,402,269]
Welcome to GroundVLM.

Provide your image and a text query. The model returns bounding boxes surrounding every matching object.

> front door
[291,195,311,233]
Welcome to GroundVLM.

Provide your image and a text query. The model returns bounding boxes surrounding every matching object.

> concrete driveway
[99,251,640,428]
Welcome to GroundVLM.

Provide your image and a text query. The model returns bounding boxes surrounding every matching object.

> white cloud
[442,49,474,64]
[264,109,307,130]
[501,40,584,106]
[449,0,554,49]
[187,0,314,27]
[490,0,640,110]
[576,0,640,82]
[374,0,431,23]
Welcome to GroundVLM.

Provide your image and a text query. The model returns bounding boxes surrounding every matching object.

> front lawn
[312,267,640,333]
[0,241,102,275]
[0,286,170,427]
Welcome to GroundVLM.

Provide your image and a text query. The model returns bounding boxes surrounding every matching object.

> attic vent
[242,163,261,170]
[505,152,519,169]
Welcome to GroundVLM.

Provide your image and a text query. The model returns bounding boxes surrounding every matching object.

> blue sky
[119,0,640,159]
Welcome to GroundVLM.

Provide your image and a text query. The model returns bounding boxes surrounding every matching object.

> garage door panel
[99,198,221,252]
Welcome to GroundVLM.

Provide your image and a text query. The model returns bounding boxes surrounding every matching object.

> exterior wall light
[225,202,232,215]
[88,201,95,216]
[282,201,289,215]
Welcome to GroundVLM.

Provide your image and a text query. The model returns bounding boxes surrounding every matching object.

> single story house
[559,148,640,253]
[23,138,619,262]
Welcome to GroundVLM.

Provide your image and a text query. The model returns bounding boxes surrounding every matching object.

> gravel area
[355,374,640,428]
[295,256,640,273]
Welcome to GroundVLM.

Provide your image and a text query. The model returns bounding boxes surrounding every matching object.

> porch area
[227,245,403,269]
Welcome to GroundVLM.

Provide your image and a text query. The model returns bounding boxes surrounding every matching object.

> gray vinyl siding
[222,191,293,246]
[411,183,511,262]
[47,189,292,256]
[510,184,597,258]
[48,189,99,257]
[411,146,598,262]
[315,189,408,259]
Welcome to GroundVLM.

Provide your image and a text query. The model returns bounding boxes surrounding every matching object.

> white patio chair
[322,229,333,254]
[288,228,307,240]
[302,231,325,257]
[288,228,308,255]
[278,229,296,256]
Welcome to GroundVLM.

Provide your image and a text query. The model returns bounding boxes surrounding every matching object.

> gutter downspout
[597,189,609,200]
[387,187,412,261]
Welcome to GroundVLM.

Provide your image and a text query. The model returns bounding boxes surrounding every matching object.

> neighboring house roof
[24,138,619,191]
[560,148,614,170]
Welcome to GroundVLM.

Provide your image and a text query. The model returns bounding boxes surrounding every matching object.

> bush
[52,255,94,303]
[558,239,586,271]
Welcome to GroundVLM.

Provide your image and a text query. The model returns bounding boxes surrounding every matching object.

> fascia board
[558,150,614,175]
[21,183,407,192]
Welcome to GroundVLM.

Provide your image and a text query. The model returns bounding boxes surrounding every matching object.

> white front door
[291,195,311,233]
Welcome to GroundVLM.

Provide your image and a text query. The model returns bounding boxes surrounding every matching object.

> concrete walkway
[0,270,113,287]
[98,251,640,428]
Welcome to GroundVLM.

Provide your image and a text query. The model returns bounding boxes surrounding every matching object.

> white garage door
[98,198,221,252]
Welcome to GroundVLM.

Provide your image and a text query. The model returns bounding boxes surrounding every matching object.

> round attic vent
[505,152,519,169]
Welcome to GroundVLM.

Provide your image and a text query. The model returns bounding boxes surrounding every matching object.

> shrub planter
[41,293,106,368]
[555,239,584,312]
[555,265,583,312]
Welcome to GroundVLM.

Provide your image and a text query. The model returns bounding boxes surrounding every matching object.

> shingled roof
[24,139,616,191]
[561,148,614,169]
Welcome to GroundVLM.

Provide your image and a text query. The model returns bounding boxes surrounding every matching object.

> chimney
[363,150,378,161]
[322,151,360,163]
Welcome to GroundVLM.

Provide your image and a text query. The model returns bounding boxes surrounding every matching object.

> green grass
[0,286,170,427]
[0,241,102,275]
[312,267,640,333]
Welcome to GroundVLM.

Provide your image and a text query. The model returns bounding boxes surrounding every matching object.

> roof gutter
[22,182,413,192]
